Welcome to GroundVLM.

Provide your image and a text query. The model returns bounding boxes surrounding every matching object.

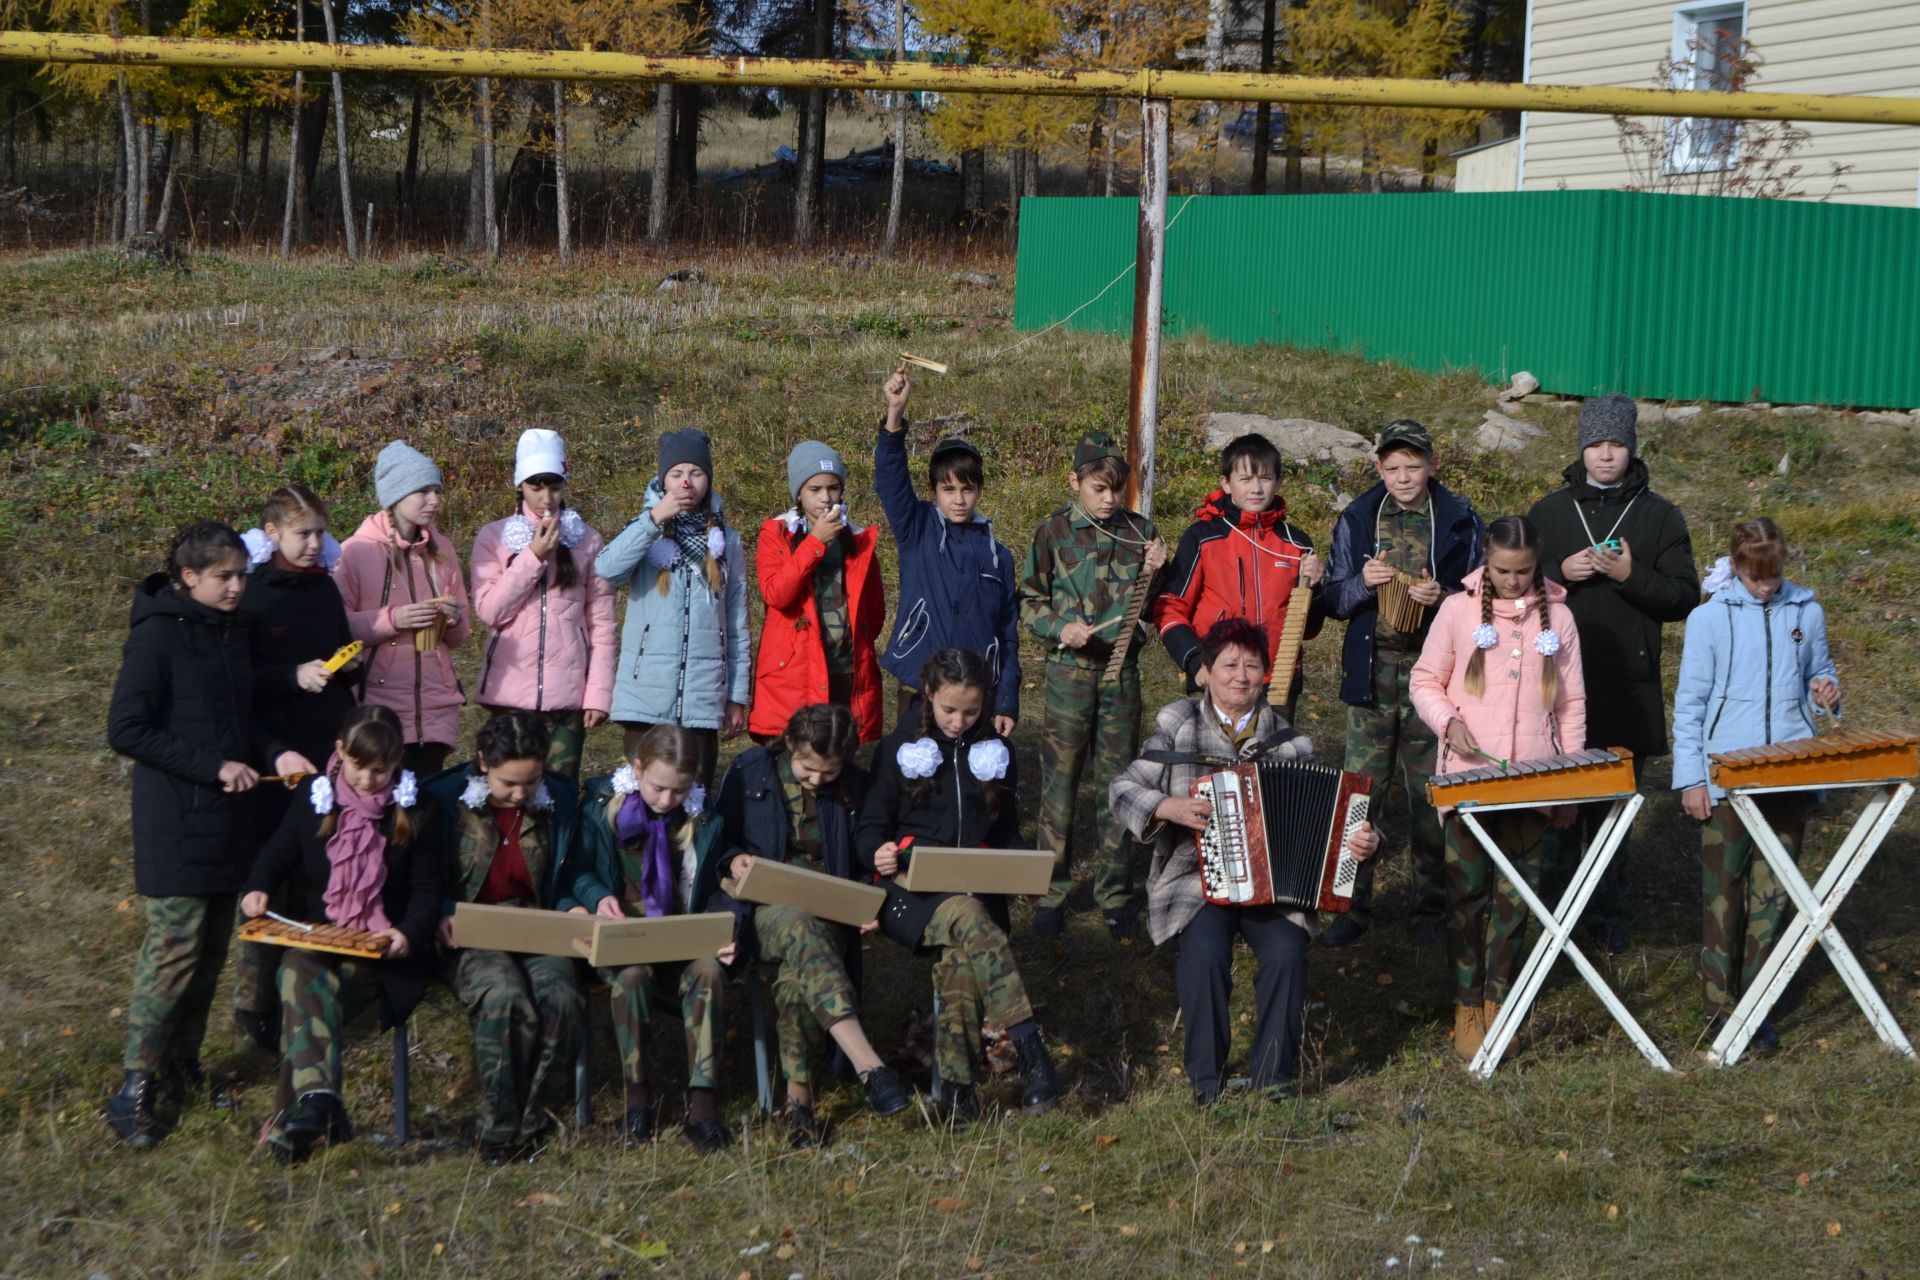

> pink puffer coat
[470,509,617,716]
[1411,567,1586,812]
[334,511,473,747]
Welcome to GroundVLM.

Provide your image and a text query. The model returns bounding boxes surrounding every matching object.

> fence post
[1125,97,1169,520]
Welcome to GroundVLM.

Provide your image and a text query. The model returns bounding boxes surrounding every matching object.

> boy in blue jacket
[875,367,1021,736]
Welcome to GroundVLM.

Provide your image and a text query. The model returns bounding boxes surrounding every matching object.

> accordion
[1193,760,1372,913]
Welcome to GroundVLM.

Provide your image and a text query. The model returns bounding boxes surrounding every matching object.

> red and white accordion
[1193,760,1372,913]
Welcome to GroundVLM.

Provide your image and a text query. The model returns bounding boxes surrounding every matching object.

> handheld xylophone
[1709,729,1919,791]
[1378,569,1430,634]
[1268,585,1315,706]
[238,916,390,959]
[1426,748,1637,809]
[1101,558,1159,683]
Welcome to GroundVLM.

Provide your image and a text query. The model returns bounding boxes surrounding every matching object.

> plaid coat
[1108,695,1317,946]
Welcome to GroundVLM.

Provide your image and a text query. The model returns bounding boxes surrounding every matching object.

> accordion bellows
[1193,760,1372,913]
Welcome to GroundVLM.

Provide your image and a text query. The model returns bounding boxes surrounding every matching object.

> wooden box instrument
[238,916,390,960]
[1426,748,1637,809]
[898,846,1055,896]
[723,859,886,927]
[572,913,735,967]
[1377,570,1430,634]
[1709,730,1918,791]
[451,902,593,957]
[1192,760,1372,913]
[1268,584,1315,706]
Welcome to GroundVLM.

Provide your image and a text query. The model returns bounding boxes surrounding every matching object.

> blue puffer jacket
[874,426,1022,719]
[595,483,752,728]
[1671,576,1838,802]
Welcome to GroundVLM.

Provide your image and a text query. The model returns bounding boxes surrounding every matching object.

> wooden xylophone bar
[1709,729,1918,791]
[238,915,390,959]
[1427,748,1637,809]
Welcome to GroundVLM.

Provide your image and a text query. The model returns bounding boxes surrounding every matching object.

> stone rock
[1498,371,1540,402]
[1473,409,1544,453]
[1666,406,1703,421]
[1772,404,1818,416]
[1858,411,1913,427]
[1199,413,1375,467]
[951,271,999,287]
[1711,406,1753,416]
[1746,401,1774,411]
[1635,401,1666,424]
[1331,491,1354,513]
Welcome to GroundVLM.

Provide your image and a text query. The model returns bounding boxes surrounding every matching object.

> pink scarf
[323,760,395,934]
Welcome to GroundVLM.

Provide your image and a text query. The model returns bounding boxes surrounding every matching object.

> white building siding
[1520,0,1920,206]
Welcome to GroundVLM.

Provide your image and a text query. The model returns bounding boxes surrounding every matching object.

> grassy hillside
[1,247,1917,1279]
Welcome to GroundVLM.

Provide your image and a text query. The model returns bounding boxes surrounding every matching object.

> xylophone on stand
[1704,729,1919,1067]
[1426,748,1673,1078]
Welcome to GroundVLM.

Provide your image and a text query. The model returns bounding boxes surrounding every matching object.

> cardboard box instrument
[897,845,1055,896]
[451,902,593,957]
[571,913,735,966]
[722,859,885,927]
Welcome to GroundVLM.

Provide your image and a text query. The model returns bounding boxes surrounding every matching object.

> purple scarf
[615,792,676,918]
[323,761,395,934]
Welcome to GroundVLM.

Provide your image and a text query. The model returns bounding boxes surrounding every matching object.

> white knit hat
[514,428,569,486]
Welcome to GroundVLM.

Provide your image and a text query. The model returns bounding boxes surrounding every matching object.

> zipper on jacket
[952,741,965,840]
[535,577,548,711]
[1708,599,1737,738]
[1763,599,1774,745]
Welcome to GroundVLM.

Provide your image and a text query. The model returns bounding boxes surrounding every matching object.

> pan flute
[1193,760,1372,913]
[1268,585,1315,706]
[238,916,390,959]
[1709,729,1918,791]
[1426,747,1636,809]
[1377,570,1429,634]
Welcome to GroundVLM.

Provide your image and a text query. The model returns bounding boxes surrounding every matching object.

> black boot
[945,1083,982,1129]
[682,1116,732,1157]
[624,1105,657,1146]
[1012,1028,1062,1117]
[862,1065,910,1117]
[274,1092,344,1164]
[784,1103,824,1150]
[234,1007,281,1059]
[104,1070,160,1149]
[1031,906,1065,939]
[163,1058,234,1111]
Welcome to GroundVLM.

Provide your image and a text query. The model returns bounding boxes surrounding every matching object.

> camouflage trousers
[487,706,586,780]
[597,955,727,1092]
[754,905,860,1087]
[231,891,291,1017]
[447,948,585,1144]
[924,897,1034,1084]
[123,892,237,1072]
[1343,649,1446,926]
[1036,660,1143,911]
[1444,810,1548,1007]
[277,950,380,1098]
[1701,796,1808,1017]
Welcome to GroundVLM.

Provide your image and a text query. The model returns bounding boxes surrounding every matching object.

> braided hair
[652,499,729,599]
[902,648,1004,820]
[1464,515,1557,708]
[317,705,415,845]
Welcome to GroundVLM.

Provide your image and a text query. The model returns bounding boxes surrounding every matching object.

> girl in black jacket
[855,649,1061,1124]
[710,704,909,1146]
[232,483,364,1055]
[241,705,441,1162]
[104,523,315,1148]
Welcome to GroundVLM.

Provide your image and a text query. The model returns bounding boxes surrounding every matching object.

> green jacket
[568,772,733,916]
[422,765,584,916]
[1018,504,1162,671]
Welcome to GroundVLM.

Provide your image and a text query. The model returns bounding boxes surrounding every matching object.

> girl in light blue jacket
[595,429,750,788]
[1671,518,1840,1041]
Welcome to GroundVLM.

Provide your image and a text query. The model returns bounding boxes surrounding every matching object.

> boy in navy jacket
[874,367,1021,735]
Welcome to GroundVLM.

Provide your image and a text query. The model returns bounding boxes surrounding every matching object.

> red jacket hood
[1194,488,1289,532]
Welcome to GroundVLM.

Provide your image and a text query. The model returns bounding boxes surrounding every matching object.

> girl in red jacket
[748,441,886,744]
[470,428,619,779]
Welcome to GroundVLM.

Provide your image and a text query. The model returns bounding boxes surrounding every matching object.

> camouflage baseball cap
[1375,419,1433,457]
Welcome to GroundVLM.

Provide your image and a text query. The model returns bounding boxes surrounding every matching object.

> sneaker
[1319,916,1369,949]
[682,1116,732,1157]
[1011,1028,1062,1116]
[1102,907,1137,942]
[624,1105,657,1146]
[1031,906,1065,938]
[785,1103,824,1150]
[234,1007,281,1059]
[103,1070,160,1149]
[945,1083,982,1129]
[862,1065,910,1117]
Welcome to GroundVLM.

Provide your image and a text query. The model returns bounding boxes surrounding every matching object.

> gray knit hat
[374,439,444,509]
[658,428,714,484]
[1578,393,1639,454]
[785,440,847,501]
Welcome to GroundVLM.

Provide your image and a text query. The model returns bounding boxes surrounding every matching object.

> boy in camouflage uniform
[1019,433,1166,941]
[1322,421,1485,949]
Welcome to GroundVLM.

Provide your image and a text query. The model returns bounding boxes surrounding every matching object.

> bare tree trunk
[552,80,571,265]
[881,0,907,257]
[479,77,498,257]
[233,108,250,220]
[466,90,486,250]
[1201,0,1226,194]
[793,0,834,245]
[317,0,357,259]
[255,105,271,208]
[1103,101,1117,196]
[962,147,983,213]
[1085,106,1102,196]
[402,82,423,225]
[1251,0,1278,193]
[280,73,303,255]
[116,79,141,239]
[153,129,182,235]
[1004,147,1022,250]
[648,83,672,242]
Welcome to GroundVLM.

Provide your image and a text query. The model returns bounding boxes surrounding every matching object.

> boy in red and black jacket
[1153,432,1325,718]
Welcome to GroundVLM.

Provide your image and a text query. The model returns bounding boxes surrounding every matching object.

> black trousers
[1175,904,1310,1095]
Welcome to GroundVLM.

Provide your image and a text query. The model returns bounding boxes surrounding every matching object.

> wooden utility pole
[1124,99,1169,519]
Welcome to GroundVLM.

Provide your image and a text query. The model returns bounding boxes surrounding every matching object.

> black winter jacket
[244,777,444,1024]
[242,561,359,841]
[855,724,1021,950]
[108,575,282,896]
[1527,456,1698,757]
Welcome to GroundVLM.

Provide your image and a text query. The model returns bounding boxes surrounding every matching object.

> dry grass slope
[0,248,1917,1279]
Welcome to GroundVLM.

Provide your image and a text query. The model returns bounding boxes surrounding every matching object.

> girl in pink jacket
[1410,515,1586,1062]
[335,441,472,778]
[470,429,618,778]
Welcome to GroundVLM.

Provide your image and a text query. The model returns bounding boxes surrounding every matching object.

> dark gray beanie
[785,440,847,501]
[1578,393,1639,454]
[657,428,714,484]
[374,439,443,509]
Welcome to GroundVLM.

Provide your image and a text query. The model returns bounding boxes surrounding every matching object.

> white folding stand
[1706,780,1915,1067]
[1455,793,1673,1079]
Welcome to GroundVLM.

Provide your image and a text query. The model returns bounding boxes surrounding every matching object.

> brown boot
[1452,1003,1485,1061]
[1480,1001,1503,1053]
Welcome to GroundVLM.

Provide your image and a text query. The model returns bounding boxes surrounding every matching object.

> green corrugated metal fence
[1012,190,1920,409]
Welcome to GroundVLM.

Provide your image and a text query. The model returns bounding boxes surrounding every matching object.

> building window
[1668,3,1747,172]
